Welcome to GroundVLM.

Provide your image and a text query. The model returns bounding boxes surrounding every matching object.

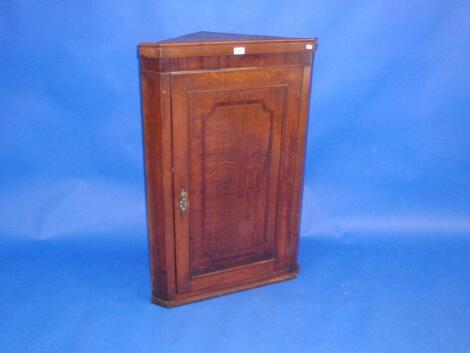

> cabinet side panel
[288,60,315,272]
[140,70,176,301]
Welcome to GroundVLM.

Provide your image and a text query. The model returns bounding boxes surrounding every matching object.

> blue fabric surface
[1,236,469,353]
[1,0,469,352]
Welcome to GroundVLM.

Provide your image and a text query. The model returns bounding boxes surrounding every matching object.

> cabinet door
[171,66,303,294]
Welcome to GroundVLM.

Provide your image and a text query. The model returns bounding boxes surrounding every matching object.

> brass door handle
[179,189,189,212]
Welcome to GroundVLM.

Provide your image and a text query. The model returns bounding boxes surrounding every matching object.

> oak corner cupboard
[138,31,317,307]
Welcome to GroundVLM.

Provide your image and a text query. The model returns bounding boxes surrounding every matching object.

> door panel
[171,67,302,294]
[189,86,285,276]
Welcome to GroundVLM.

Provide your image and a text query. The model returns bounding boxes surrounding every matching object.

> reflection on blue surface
[1,235,469,353]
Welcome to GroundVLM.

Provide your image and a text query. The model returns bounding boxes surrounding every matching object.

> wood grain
[139,31,316,307]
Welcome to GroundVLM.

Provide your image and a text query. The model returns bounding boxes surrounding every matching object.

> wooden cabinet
[138,32,317,307]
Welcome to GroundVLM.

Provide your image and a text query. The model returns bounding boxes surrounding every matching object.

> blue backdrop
[1,1,469,352]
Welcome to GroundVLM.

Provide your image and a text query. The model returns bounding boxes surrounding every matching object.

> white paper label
[306,44,313,50]
[233,47,245,55]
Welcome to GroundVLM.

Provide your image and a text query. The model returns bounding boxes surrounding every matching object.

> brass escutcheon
[179,189,189,212]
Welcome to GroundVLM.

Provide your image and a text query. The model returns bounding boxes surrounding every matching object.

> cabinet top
[139,31,317,59]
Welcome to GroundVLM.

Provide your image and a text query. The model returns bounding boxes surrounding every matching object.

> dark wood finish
[139,31,317,307]
[140,52,313,73]
[139,31,317,59]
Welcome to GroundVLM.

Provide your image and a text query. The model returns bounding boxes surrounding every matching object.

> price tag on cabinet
[233,47,245,55]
